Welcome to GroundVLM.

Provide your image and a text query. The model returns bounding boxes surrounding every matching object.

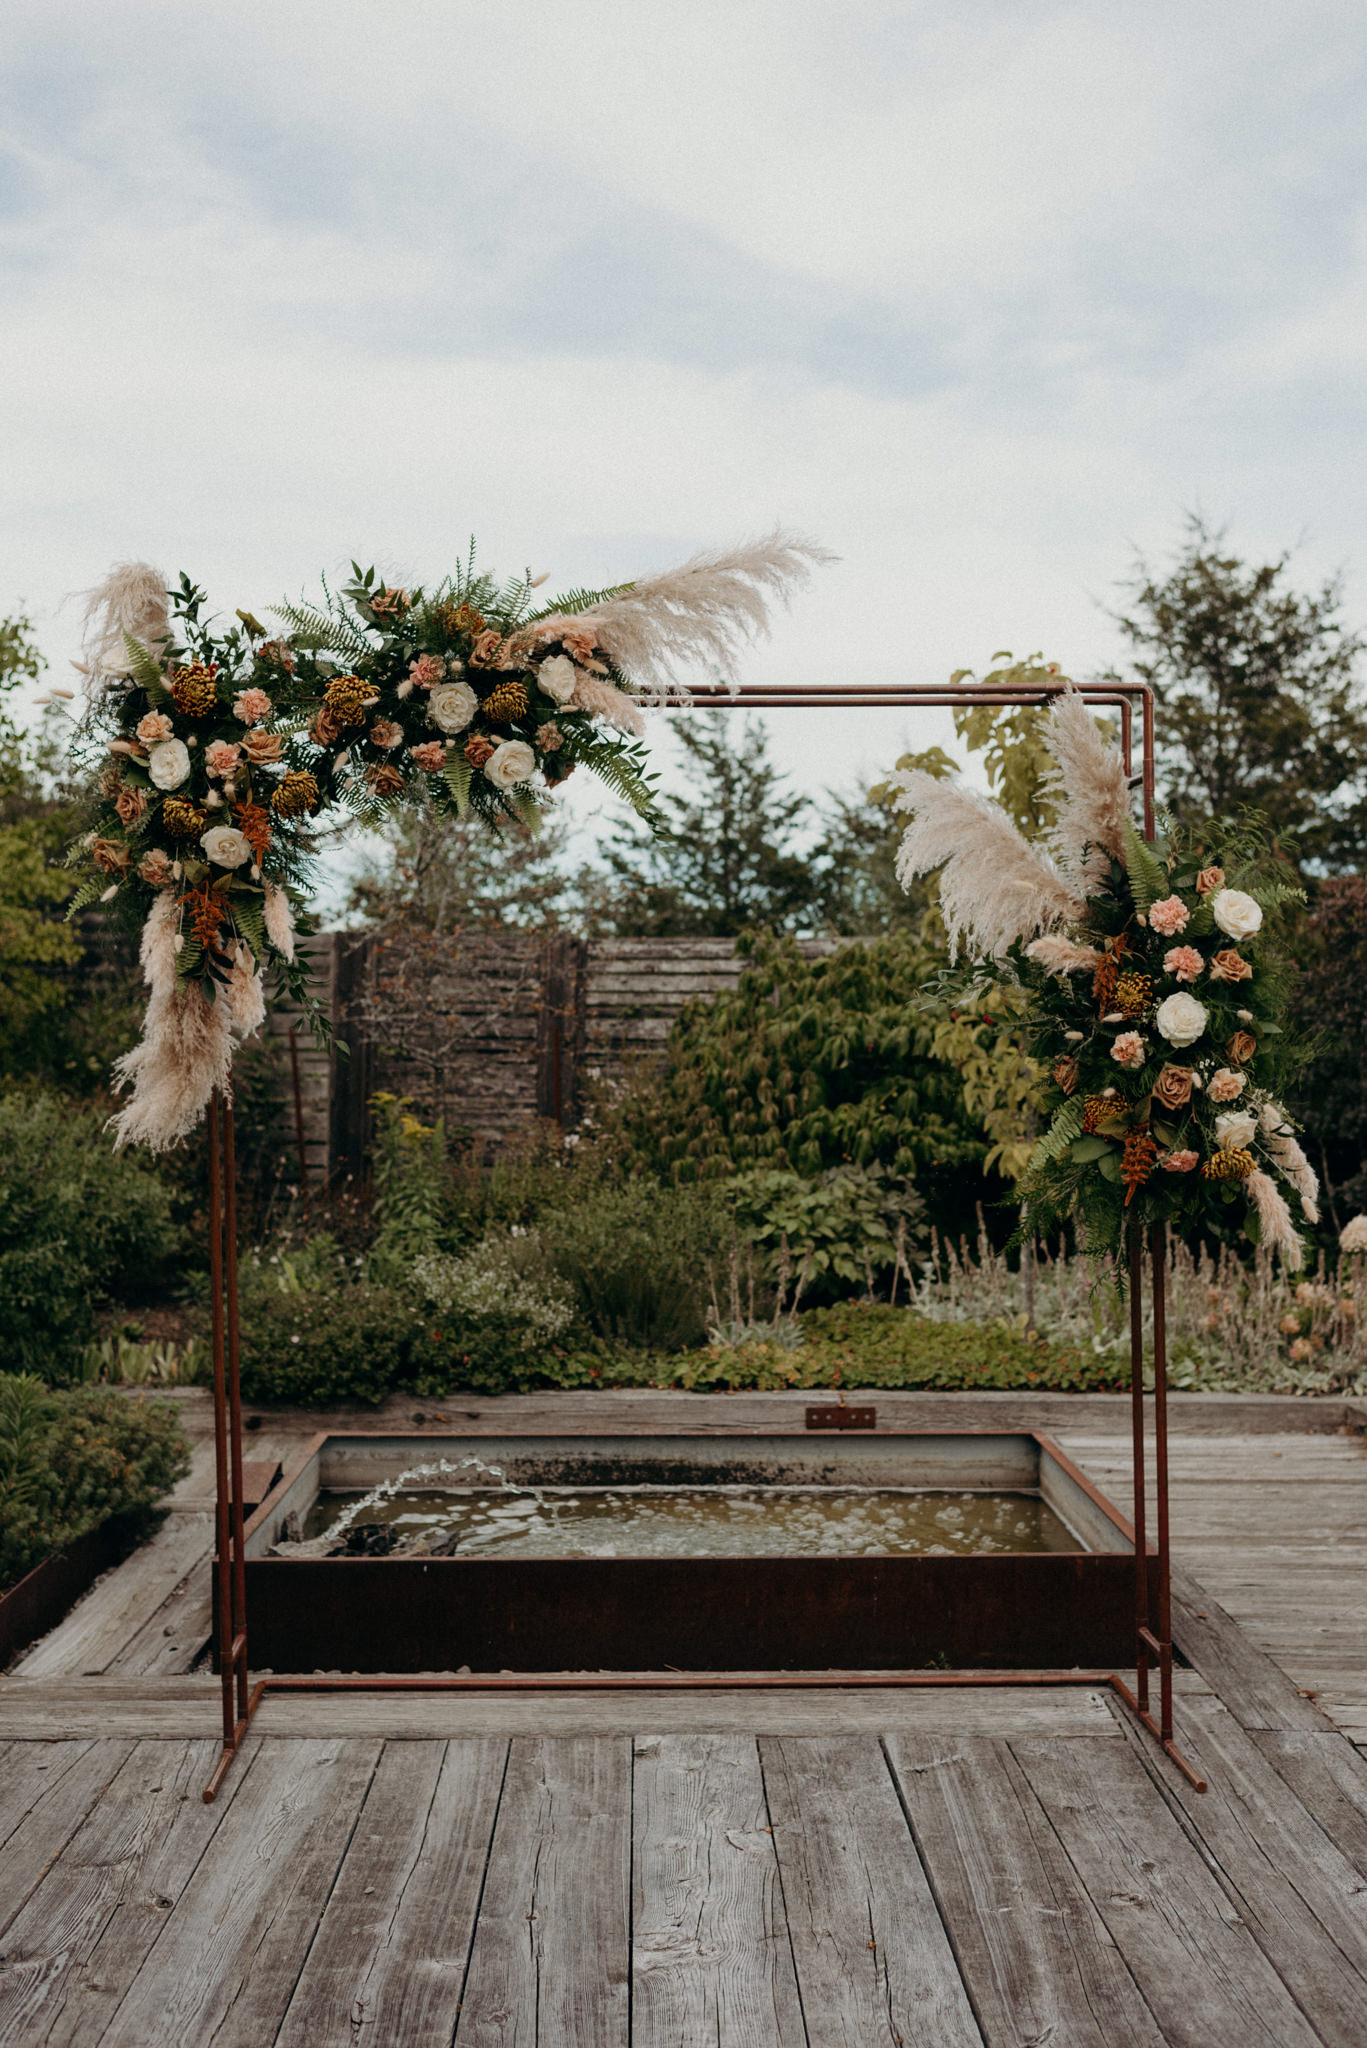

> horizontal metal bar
[260,1668,1117,1694]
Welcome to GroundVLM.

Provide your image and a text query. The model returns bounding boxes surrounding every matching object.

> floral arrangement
[67,534,828,1150]
[894,689,1316,1267]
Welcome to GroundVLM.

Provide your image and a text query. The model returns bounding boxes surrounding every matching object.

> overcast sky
[4,1,1365,899]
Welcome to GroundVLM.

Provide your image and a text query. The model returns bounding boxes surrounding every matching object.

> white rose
[1212,888,1263,943]
[1215,1109,1257,1151]
[1154,991,1208,1048]
[147,738,191,790]
[538,654,578,705]
[428,680,478,733]
[484,739,537,791]
[199,825,252,869]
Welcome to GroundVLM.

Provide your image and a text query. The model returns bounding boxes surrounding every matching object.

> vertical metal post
[1128,1219,1150,1716]
[224,1099,249,1724]
[1150,1219,1174,1741]
[206,1092,234,1752]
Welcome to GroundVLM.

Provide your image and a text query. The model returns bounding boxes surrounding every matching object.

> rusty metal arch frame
[202,675,1204,1801]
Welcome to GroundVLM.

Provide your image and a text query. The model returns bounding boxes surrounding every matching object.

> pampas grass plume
[894,770,1085,959]
[80,561,171,683]
[1041,689,1133,886]
[1025,934,1105,975]
[1246,1169,1305,1269]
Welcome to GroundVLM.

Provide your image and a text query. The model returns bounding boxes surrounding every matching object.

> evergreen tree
[1110,518,1367,869]
[594,708,820,936]
[345,806,585,934]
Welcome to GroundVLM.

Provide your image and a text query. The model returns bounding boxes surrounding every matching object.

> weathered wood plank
[0,1740,95,1855]
[1252,1729,1367,1876]
[1169,1567,1334,1731]
[0,1741,135,1941]
[1013,1734,1323,2048]
[760,1734,981,2046]
[98,1738,379,2047]
[456,1736,630,2046]
[0,1678,1119,1739]
[105,1552,213,1678]
[15,1515,213,1680]
[885,1734,1166,2048]
[1110,1695,1367,2048]
[277,1738,506,2048]
[632,1734,806,2046]
[0,1739,230,2048]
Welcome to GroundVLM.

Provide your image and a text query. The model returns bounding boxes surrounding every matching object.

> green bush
[0,1091,179,1376]
[669,1302,1127,1394]
[230,1240,408,1406]
[0,1373,190,1592]
[537,1179,729,1351]
[725,1163,924,1307]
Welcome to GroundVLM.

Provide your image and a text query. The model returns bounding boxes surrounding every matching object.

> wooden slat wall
[251,932,847,1182]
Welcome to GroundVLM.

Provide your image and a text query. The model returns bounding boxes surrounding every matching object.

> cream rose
[1215,1108,1258,1151]
[200,824,252,869]
[1211,888,1263,943]
[538,654,578,705]
[147,738,191,791]
[1155,991,1208,1048]
[428,680,478,734]
[484,739,536,791]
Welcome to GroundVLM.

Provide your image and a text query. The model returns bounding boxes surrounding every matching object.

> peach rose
[369,586,409,618]
[1052,1055,1079,1094]
[310,706,343,746]
[364,762,406,796]
[464,733,497,768]
[1195,865,1225,896]
[243,729,284,765]
[469,629,505,668]
[114,785,147,826]
[91,836,131,874]
[1226,1030,1257,1066]
[1152,1063,1194,1109]
[369,719,404,751]
[1210,948,1252,983]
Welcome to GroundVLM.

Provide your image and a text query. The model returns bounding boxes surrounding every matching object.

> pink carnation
[1163,945,1203,983]
[232,688,273,725]
[410,740,447,770]
[204,739,242,776]
[1161,1150,1200,1173]
[1147,895,1189,937]
[1207,1068,1246,1103]
[408,655,446,689]
[1111,1032,1146,1070]
[136,710,174,744]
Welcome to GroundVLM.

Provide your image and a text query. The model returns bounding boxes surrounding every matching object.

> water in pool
[300,1486,1079,1558]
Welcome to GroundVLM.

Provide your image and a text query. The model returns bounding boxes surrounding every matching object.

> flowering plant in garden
[894,689,1317,1266]
[65,535,827,1148]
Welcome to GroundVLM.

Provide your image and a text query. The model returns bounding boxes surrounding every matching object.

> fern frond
[121,633,171,700]
[567,730,660,819]
[443,753,472,818]
[1121,814,1169,914]
[232,897,268,961]
[1025,1098,1084,1174]
[272,600,372,661]
[522,580,637,626]
[64,876,107,919]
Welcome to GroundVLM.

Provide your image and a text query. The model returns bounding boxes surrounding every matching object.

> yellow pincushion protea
[271,770,319,818]
[169,662,219,717]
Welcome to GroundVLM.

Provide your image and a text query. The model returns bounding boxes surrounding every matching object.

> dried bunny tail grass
[1260,1100,1320,1223]
[226,948,267,1041]
[1246,1169,1306,1270]
[568,668,645,733]
[263,880,297,963]
[1024,934,1105,975]
[893,769,1085,960]
[78,560,171,685]
[1040,688,1133,887]
[538,529,834,699]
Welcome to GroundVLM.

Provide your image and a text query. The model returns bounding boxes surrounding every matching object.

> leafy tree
[605,930,1000,1242]
[809,780,935,934]
[1287,877,1367,1225]
[1110,517,1367,870]
[0,613,82,1059]
[595,708,820,936]
[346,804,585,933]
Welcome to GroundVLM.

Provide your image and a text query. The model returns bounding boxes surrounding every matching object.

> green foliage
[611,931,994,1240]
[0,1092,179,1375]
[724,1164,924,1302]
[0,1375,189,1591]
[536,1179,729,1351]
[669,1304,1125,1394]
[1288,876,1367,1218]
[366,1094,456,1284]
[0,612,82,1051]
[1111,517,1367,871]
[231,1241,409,1406]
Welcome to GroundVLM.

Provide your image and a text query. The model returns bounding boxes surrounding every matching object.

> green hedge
[0,1375,190,1593]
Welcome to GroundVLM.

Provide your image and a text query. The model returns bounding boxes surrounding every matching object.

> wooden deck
[2,1390,1366,2045]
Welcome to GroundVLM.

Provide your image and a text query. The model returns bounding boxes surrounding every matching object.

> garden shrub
[229,1237,408,1406]
[723,1163,925,1308]
[537,1179,730,1351]
[0,1373,190,1592]
[0,1090,179,1376]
